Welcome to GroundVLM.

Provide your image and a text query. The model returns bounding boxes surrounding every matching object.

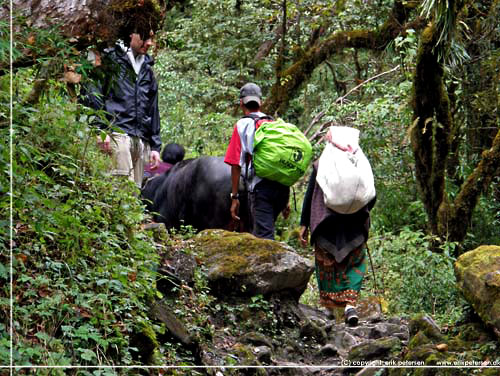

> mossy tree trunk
[410,22,452,237]
[410,0,500,243]
[446,132,500,242]
[263,0,424,115]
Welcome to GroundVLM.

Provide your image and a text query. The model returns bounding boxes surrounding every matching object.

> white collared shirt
[118,41,145,75]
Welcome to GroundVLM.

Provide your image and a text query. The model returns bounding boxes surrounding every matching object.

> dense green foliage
[2,0,499,370]
[368,229,465,323]
[0,67,169,369]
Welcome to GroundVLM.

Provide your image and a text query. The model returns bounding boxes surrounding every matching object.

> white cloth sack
[316,126,376,214]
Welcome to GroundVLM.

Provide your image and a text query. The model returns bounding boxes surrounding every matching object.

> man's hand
[298,226,309,248]
[230,198,240,221]
[230,165,242,221]
[150,150,161,169]
[97,134,112,155]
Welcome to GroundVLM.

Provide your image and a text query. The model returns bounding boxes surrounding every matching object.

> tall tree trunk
[410,22,452,236]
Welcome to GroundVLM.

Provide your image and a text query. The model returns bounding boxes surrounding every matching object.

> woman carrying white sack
[298,125,376,326]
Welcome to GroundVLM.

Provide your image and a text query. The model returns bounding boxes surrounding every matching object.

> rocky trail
[137,227,499,376]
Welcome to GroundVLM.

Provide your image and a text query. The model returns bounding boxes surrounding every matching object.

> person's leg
[130,137,149,188]
[251,180,276,240]
[272,182,290,221]
[314,244,366,326]
[251,179,290,239]
[341,246,366,326]
[110,133,134,181]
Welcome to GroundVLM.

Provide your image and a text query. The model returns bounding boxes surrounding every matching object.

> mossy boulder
[348,337,402,361]
[455,245,500,337]
[192,230,314,299]
[229,343,267,374]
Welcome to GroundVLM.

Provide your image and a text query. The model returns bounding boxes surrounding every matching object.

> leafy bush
[365,228,467,324]
[1,68,165,367]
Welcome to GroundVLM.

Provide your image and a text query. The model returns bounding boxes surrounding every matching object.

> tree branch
[304,110,326,137]
[335,65,400,105]
[263,0,424,115]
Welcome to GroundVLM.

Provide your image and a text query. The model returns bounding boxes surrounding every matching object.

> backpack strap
[242,113,274,125]
[240,114,274,165]
[239,114,274,185]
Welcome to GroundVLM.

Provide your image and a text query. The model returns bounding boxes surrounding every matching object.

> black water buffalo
[141,156,248,232]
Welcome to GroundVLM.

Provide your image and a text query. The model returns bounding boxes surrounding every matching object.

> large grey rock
[371,322,406,339]
[332,329,360,356]
[299,303,330,328]
[192,229,314,298]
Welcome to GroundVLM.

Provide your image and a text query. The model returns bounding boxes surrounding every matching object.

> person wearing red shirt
[224,83,289,240]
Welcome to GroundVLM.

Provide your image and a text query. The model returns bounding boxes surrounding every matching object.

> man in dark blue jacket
[82,23,161,188]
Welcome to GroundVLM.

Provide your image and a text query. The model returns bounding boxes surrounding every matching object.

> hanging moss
[410,22,448,235]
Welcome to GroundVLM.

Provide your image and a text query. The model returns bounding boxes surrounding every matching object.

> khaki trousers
[110,133,150,188]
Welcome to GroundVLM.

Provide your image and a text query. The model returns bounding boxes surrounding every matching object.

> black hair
[161,143,185,164]
[243,101,260,111]
[117,17,153,44]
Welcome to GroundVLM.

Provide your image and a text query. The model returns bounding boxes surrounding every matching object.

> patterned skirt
[314,244,366,308]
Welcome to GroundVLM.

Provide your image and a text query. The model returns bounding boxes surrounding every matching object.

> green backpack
[247,115,312,186]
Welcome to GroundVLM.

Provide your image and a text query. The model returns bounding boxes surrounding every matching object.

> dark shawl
[300,161,375,263]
